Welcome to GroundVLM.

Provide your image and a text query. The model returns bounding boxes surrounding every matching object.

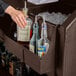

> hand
[5,6,27,28]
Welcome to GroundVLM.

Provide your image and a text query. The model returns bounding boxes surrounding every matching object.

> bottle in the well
[38,16,49,57]
[29,15,40,54]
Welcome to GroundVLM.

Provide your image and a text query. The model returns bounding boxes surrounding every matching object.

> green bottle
[29,15,40,54]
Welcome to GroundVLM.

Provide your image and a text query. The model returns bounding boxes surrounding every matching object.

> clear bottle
[29,15,40,54]
[38,16,49,57]
[17,1,32,43]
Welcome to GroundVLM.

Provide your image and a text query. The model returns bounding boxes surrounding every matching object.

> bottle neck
[41,24,47,39]
[33,23,39,37]
[23,8,28,17]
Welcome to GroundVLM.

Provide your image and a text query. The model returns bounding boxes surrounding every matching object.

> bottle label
[38,45,46,52]
[17,23,31,42]
[29,44,34,53]
[38,45,46,57]
[38,43,49,57]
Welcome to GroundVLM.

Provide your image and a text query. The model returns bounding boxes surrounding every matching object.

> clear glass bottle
[29,15,40,54]
[38,16,49,57]
[17,1,32,43]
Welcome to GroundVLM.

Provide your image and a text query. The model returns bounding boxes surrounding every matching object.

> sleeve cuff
[0,0,9,16]
[0,0,9,11]
[0,5,4,16]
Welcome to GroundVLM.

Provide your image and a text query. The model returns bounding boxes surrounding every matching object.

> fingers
[15,16,24,28]
[16,11,27,28]
[18,13,27,27]
[17,15,26,28]
[11,15,23,28]
[11,11,27,28]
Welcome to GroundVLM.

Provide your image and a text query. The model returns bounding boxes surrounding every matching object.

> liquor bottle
[9,55,19,76]
[38,16,49,57]
[22,63,29,76]
[0,41,5,53]
[9,54,16,76]
[15,61,22,76]
[0,42,11,70]
[0,45,6,67]
[4,51,10,70]
[9,55,22,76]
[0,41,5,67]
[17,1,32,43]
[29,15,40,54]
[9,55,15,76]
